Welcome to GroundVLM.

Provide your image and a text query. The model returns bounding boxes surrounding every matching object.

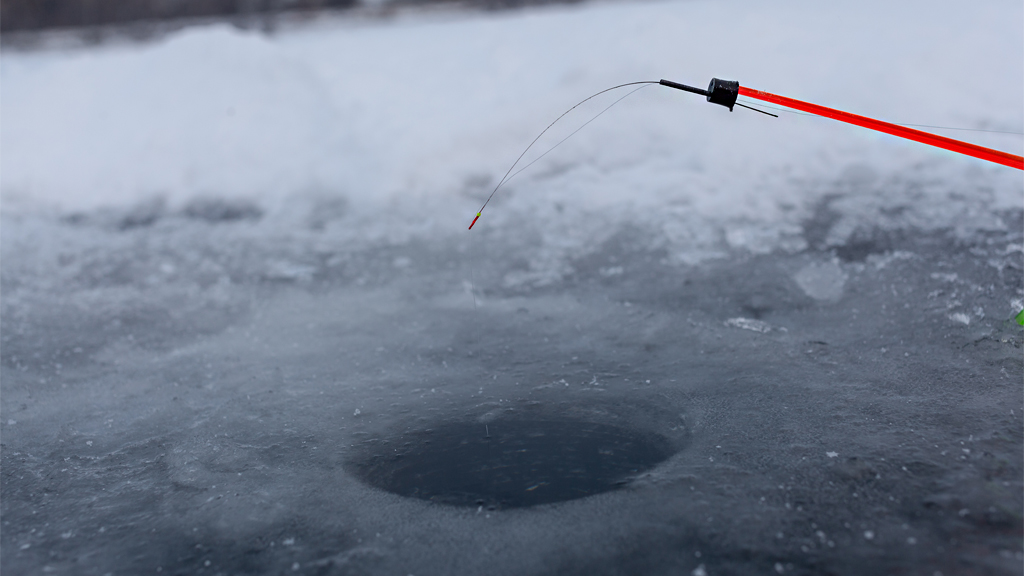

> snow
[725,317,773,333]
[793,261,847,302]
[2,0,1021,259]
[1,0,1022,575]
[948,312,971,325]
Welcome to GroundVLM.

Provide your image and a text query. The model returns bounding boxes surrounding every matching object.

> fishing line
[468,80,659,230]
[738,97,1024,135]
[504,83,655,185]
[464,82,655,306]
[469,76,1024,230]
[734,102,778,117]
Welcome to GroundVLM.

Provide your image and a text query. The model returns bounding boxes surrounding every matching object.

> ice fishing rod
[468,77,1023,230]
[679,78,1024,170]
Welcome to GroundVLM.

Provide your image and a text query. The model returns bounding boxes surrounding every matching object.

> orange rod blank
[738,85,1023,170]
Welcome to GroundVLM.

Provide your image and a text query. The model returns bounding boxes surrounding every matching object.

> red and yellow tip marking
[469,212,481,230]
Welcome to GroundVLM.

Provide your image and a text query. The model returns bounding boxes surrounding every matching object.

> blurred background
[1,0,571,33]
[1,0,351,32]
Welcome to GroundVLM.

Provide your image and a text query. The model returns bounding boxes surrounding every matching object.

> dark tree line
[1,0,357,32]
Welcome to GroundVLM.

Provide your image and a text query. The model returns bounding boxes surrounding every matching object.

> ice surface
[793,261,847,302]
[725,317,774,333]
[2,0,1023,574]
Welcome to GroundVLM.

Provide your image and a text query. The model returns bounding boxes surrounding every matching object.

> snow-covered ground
[2,0,1022,574]
[3,0,1022,243]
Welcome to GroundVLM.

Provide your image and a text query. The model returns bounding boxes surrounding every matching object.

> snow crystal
[1011,298,1024,315]
[724,318,772,333]
[868,251,916,270]
[794,261,847,302]
[599,266,623,277]
[948,313,971,325]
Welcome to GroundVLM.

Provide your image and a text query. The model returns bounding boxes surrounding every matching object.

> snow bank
[2,0,1021,259]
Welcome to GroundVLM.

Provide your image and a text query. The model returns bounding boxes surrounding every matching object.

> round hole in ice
[347,418,674,509]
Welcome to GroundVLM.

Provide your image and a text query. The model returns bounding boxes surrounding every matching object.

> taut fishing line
[468,76,1024,231]
[466,75,1024,320]
[503,83,657,186]
[464,80,658,308]
[737,97,1024,135]
[468,80,660,230]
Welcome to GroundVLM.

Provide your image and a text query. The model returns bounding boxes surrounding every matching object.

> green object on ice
[1016,309,1024,326]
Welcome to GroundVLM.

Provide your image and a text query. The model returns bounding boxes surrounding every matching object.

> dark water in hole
[350,419,675,508]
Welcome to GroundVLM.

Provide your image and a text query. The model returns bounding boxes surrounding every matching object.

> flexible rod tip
[659,79,709,96]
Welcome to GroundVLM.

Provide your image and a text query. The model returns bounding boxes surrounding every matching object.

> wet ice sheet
[2,205,1022,575]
